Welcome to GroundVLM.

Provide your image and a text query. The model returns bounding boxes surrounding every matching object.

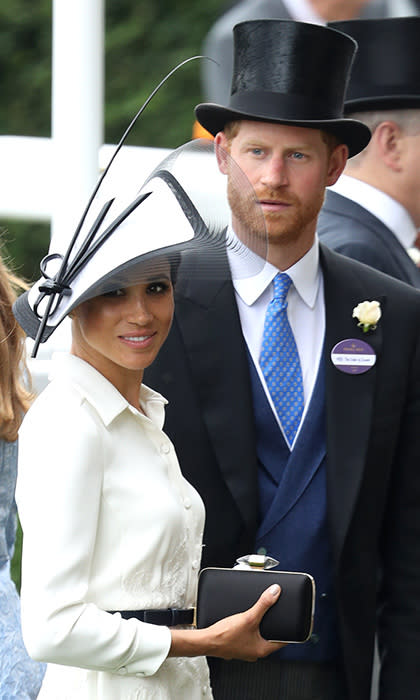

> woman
[0,251,45,698]
[14,152,282,699]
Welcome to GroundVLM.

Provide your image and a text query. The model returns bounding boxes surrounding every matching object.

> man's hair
[321,130,340,154]
[346,108,420,165]
[223,120,339,154]
[223,120,241,143]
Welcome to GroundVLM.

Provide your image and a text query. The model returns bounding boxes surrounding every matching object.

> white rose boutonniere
[352,300,381,333]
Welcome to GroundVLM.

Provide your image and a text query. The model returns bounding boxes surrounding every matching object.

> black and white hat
[13,139,267,354]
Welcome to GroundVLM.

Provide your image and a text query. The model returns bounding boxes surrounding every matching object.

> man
[318,17,420,287]
[145,19,420,700]
[201,0,416,105]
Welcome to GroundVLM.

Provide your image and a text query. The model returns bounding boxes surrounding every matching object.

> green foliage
[104,0,227,148]
[11,520,23,592]
[1,221,50,282]
[0,1,52,137]
[1,0,229,279]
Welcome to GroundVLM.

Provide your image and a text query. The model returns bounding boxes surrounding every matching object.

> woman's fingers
[249,584,281,622]
[169,583,286,660]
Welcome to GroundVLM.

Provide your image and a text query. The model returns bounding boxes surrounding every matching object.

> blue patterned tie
[260,273,304,446]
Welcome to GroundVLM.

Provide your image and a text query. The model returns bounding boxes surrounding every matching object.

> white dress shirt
[229,236,325,448]
[330,174,418,249]
[16,353,211,700]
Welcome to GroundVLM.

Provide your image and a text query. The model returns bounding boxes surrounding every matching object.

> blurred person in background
[0,250,45,698]
[318,16,420,287]
[200,0,417,107]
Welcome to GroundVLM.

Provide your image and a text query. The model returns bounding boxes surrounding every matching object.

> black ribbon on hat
[32,192,151,346]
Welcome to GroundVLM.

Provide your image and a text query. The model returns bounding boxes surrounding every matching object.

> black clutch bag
[196,556,315,643]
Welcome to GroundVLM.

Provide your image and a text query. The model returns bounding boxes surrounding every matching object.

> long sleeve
[16,383,171,678]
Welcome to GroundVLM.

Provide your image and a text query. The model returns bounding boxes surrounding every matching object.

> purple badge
[331,338,376,375]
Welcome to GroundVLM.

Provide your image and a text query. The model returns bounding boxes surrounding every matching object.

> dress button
[160,443,170,454]
[117,667,128,675]
[192,560,199,569]
[184,498,191,509]
[311,633,320,644]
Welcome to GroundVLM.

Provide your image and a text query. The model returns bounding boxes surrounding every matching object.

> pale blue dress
[0,439,45,699]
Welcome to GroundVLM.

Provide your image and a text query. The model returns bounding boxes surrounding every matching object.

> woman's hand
[169,584,286,660]
[201,583,285,660]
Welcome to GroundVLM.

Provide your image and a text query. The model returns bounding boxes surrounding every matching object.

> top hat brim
[195,103,371,158]
[343,95,420,115]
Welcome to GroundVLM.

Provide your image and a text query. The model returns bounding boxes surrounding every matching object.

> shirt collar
[330,174,418,248]
[229,232,321,309]
[49,352,167,428]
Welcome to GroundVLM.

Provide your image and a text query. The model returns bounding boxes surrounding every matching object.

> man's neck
[266,239,315,272]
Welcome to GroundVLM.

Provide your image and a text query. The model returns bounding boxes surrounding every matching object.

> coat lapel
[321,245,384,561]
[174,254,258,531]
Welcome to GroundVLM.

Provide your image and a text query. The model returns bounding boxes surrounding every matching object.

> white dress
[16,353,212,699]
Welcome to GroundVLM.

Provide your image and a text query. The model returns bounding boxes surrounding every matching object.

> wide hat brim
[195,102,371,158]
[13,139,268,348]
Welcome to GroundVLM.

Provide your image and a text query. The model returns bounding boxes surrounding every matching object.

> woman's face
[70,262,174,392]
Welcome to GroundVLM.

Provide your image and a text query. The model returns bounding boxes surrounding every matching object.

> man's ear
[214,132,230,175]
[375,121,403,171]
[326,143,348,186]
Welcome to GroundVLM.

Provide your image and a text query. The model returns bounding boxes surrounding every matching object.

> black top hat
[195,19,370,157]
[328,17,420,114]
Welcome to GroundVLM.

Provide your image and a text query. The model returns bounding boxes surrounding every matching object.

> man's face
[216,120,346,262]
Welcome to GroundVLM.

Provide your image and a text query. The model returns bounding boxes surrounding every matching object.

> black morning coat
[145,243,420,700]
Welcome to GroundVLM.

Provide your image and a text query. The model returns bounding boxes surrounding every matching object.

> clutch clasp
[234,553,279,570]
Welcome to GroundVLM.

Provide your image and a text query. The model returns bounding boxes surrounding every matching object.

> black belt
[109,608,195,626]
